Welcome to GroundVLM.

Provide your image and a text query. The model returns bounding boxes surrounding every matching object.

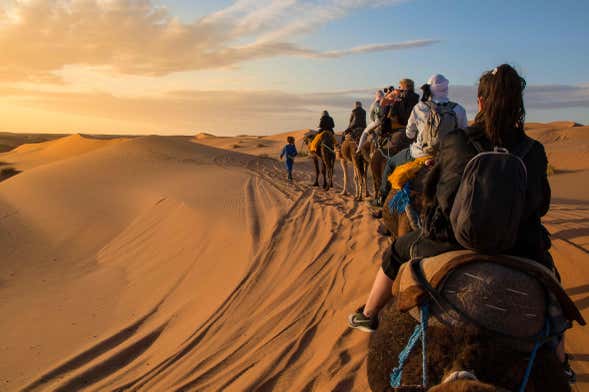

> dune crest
[1,133,129,171]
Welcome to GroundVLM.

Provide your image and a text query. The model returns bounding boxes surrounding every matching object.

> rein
[321,142,336,154]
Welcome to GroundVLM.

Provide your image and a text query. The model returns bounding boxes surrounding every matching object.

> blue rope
[388,182,412,215]
[518,321,550,392]
[421,304,429,387]
[390,305,430,388]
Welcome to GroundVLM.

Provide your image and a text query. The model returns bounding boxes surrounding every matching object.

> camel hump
[393,250,585,343]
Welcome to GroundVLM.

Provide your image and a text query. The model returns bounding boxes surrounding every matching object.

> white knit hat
[427,74,449,99]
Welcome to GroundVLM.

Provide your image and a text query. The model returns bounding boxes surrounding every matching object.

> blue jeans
[286,159,294,180]
[379,147,414,199]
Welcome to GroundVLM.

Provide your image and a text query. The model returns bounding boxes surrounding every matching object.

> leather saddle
[393,250,585,344]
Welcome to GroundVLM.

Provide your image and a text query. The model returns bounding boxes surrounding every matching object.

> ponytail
[473,64,526,147]
[420,84,431,102]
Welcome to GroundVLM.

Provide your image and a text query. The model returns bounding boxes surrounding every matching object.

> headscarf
[427,74,449,100]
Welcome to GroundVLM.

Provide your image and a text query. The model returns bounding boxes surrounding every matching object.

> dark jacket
[348,107,367,131]
[391,91,419,126]
[381,91,420,134]
[319,115,335,132]
[421,126,552,267]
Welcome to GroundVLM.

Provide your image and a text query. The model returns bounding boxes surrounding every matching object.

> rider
[319,110,335,132]
[370,74,468,207]
[381,78,419,133]
[356,90,384,152]
[345,101,367,139]
[309,110,338,153]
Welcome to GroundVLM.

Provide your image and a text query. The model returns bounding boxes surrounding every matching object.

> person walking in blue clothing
[280,136,298,181]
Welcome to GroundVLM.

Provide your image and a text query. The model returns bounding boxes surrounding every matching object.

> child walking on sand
[280,136,298,181]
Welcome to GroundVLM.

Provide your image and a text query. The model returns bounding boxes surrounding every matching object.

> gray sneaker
[347,306,378,333]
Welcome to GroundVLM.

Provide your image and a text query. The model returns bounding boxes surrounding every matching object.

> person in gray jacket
[356,90,384,152]
[371,74,468,207]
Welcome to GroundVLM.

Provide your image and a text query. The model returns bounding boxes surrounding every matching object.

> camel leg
[313,156,319,186]
[329,159,334,188]
[353,163,362,201]
[322,159,328,190]
[363,267,394,318]
[364,162,371,198]
[340,159,348,195]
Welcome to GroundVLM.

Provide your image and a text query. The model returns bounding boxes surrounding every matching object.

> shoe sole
[347,314,376,333]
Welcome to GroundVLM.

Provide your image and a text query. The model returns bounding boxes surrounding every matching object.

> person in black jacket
[345,102,367,139]
[348,65,562,342]
[319,110,335,132]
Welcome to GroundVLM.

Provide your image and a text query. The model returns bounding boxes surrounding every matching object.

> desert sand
[0,122,588,391]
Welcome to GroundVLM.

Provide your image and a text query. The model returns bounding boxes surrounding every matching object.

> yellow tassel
[309,131,325,153]
[388,156,431,190]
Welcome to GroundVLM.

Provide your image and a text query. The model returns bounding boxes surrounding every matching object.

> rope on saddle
[321,142,336,154]
[377,146,391,160]
[390,304,430,388]
[375,134,392,159]
[389,182,412,214]
[519,320,550,392]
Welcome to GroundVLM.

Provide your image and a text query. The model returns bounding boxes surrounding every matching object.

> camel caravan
[303,65,585,391]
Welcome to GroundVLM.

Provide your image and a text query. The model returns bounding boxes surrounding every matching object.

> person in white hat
[370,74,468,208]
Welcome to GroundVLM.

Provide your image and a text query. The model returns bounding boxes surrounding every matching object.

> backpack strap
[460,128,486,154]
[511,136,535,159]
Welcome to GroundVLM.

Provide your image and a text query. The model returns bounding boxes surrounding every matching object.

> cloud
[0,0,436,82]
[2,83,587,134]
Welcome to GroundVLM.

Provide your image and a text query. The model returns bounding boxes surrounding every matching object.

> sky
[0,0,588,135]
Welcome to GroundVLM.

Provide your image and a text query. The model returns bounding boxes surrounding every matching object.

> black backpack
[450,134,535,254]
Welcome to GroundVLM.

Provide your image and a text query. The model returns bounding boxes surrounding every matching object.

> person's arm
[537,143,551,217]
[292,146,298,158]
[436,131,473,216]
[405,106,418,139]
[280,146,285,159]
[369,101,377,122]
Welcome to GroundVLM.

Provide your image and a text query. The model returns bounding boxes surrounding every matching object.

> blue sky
[0,0,587,134]
[165,0,589,88]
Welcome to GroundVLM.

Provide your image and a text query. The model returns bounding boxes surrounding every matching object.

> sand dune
[1,122,588,391]
[194,129,312,159]
[0,132,65,154]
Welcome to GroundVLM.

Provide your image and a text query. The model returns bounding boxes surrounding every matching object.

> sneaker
[563,354,576,384]
[348,306,378,333]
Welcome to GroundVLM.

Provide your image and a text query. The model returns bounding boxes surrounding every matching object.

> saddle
[393,250,585,344]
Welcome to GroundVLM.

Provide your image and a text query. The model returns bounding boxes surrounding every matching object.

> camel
[368,130,412,198]
[303,131,335,190]
[379,166,429,239]
[367,301,570,392]
[338,133,369,200]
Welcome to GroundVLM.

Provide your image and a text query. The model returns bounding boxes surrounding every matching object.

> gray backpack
[421,101,458,154]
[450,135,535,254]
